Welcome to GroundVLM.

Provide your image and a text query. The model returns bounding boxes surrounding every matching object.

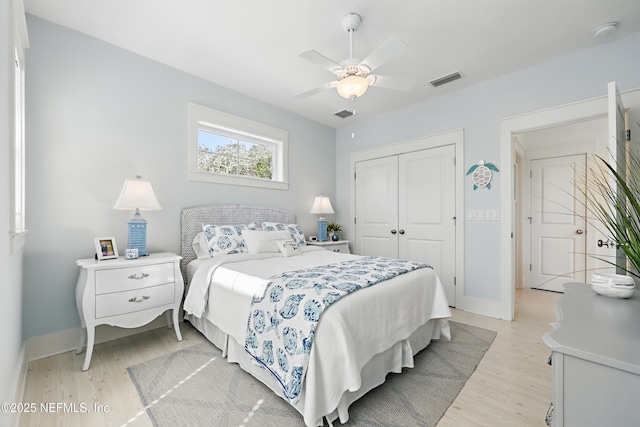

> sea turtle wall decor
[466,160,499,190]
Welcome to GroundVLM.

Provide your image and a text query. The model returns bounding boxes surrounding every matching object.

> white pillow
[192,232,210,259]
[276,239,299,257]
[243,230,291,254]
[261,221,306,247]
[201,224,253,257]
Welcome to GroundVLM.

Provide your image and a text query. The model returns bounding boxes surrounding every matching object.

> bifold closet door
[355,144,456,305]
[398,145,456,305]
[355,156,399,258]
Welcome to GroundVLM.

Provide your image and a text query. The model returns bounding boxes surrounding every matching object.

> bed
[180,204,452,426]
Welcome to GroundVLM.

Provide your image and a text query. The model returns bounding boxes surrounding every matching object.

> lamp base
[127,217,149,256]
[317,219,328,242]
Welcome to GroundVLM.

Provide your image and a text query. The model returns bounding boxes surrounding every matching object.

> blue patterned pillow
[261,221,306,247]
[201,223,255,257]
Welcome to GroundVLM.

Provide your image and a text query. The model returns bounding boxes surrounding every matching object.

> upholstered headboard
[180,204,296,282]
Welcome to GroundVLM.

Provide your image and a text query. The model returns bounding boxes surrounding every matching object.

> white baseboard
[6,343,27,427]
[457,295,502,320]
[25,317,170,362]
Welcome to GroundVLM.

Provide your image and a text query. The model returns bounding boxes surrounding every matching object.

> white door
[608,81,627,273]
[398,146,456,304]
[355,156,399,257]
[355,145,456,306]
[530,154,587,291]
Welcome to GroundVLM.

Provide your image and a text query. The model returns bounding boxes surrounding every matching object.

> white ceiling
[23,0,640,128]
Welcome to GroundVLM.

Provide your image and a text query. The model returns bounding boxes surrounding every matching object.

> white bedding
[183,246,452,426]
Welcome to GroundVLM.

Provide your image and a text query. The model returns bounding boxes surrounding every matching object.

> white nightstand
[307,240,351,254]
[75,252,184,371]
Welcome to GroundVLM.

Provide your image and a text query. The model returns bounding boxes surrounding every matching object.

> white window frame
[10,1,29,253]
[188,103,289,190]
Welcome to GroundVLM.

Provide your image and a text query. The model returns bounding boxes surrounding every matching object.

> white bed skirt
[185,313,448,426]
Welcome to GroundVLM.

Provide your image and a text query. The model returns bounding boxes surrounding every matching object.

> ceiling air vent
[430,71,463,87]
[335,109,354,119]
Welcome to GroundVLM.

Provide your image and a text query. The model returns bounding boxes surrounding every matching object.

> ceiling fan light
[336,75,369,98]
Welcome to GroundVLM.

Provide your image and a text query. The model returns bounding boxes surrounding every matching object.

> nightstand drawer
[329,243,349,253]
[307,240,351,254]
[95,282,175,318]
[95,262,175,294]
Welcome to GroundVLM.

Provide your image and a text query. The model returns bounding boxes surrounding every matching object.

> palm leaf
[580,147,640,278]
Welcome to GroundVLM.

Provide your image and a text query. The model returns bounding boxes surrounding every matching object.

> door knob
[399,229,405,235]
[391,229,397,234]
[576,229,584,235]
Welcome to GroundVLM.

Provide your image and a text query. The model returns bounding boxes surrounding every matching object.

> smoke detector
[593,22,618,39]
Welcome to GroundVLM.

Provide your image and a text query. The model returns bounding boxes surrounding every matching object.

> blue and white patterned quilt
[244,256,430,402]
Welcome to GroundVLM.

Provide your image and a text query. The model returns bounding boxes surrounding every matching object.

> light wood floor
[438,288,560,427]
[20,288,560,427]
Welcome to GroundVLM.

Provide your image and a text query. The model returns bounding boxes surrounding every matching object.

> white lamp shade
[113,178,162,211]
[336,75,369,99]
[310,195,335,215]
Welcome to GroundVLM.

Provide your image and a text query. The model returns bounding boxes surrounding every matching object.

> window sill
[188,171,289,190]
[9,230,28,254]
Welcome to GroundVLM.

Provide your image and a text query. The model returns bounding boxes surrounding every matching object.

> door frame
[500,95,615,320]
[349,128,465,308]
[519,116,618,291]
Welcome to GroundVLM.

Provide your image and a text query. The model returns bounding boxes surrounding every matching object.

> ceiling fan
[295,13,414,100]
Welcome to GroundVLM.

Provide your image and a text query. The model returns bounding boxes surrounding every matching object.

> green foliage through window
[197,130,273,179]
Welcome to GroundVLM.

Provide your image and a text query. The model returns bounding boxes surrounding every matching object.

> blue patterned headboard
[180,204,296,282]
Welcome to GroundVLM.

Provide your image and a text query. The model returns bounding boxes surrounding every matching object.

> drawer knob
[128,296,150,303]
[128,273,150,280]
[333,249,341,252]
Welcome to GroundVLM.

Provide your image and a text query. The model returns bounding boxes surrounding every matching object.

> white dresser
[542,282,640,426]
[75,252,184,371]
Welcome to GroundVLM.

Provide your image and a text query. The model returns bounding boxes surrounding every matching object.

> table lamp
[113,176,162,256]
[310,195,334,242]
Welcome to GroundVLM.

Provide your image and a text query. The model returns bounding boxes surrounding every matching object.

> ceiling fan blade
[294,83,333,99]
[359,36,408,73]
[299,50,344,74]
[371,75,415,92]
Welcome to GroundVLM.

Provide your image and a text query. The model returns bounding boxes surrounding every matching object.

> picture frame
[124,248,139,260]
[95,237,119,260]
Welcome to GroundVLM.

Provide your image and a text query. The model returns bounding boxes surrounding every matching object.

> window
[10,3,29,253]
[197,130,274,179]
[13,49,25,232]
[188,103,288,190]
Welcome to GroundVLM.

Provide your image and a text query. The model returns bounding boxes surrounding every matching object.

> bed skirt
[185,313,448,426]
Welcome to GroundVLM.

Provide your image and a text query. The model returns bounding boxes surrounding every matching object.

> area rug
[127,321,496,427]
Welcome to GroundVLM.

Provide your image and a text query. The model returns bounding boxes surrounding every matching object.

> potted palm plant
[584,150,640,276]
[579,142,640,296]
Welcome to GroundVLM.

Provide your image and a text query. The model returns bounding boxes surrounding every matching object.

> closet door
[399,145,456,305]
[355,156,399,257]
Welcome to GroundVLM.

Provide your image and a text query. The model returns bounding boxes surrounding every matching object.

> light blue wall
[23,16,336,339]
[335,31,640,301]
[22,13,640,337]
